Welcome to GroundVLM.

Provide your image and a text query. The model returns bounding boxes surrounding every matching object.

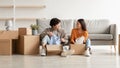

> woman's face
[53,23,61,30]
[76,22,81,29]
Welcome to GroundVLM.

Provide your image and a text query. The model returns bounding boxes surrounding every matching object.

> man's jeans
[42,35,60,45]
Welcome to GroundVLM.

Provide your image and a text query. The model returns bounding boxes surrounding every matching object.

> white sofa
[36,19,117,50]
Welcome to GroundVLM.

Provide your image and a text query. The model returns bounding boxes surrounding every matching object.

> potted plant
[30,24,39,35]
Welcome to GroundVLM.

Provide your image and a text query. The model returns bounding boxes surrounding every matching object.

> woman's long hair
[77,19,87,31]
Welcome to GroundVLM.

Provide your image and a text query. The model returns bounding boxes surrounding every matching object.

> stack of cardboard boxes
[17,28,39,55]
[0,31,18,55]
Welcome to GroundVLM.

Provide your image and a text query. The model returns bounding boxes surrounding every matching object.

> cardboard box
[17,35,39,55]
[0,31,18,55]
[46,45,62,55]
[0,39,12,55]
[70,44,85,55]
[0,31,18,39]
[18,28,32,36]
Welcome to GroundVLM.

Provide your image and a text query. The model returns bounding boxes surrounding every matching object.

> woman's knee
[86,39,91,48]
[86,39,91,44]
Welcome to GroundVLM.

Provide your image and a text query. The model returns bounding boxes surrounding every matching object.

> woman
[70,19,92,57]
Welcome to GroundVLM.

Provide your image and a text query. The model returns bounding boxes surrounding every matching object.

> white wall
[44,0,120,33]
[44,0,120,20]
[0,0,120,33]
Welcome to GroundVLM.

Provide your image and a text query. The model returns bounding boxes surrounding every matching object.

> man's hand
[47,32,53,36]
[61,38,66,42]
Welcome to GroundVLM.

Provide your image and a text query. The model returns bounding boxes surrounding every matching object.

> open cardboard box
[46,45,63,55]
[70,44,85,55]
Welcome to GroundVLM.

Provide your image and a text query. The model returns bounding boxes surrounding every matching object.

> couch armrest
[110,24,117,45]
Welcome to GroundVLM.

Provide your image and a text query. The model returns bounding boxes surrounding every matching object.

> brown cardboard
[18,28,32,36]
[0,31,18,39]
[46,45,62,55]
[0,39,12,55]
[17,35,39,55]
[70,44,85,55]
[0,31,18,55]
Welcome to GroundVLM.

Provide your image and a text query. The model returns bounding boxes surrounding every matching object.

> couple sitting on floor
[40,18,92,57]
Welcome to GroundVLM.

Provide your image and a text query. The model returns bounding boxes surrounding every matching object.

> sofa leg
[110,45,113,53]
[110,45,116,54]
[114,45,116,53]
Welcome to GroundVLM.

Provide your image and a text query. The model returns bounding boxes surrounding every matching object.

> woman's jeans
[86,39,91,49]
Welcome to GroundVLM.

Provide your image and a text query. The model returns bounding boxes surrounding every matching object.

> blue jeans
[42,35,60,45]
[86,39,91,48]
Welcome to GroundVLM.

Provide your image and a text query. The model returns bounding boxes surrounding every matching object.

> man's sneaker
[84,48,91,57]
[40,48,46,56]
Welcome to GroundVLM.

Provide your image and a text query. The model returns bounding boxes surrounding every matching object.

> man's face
[53,23,61,30]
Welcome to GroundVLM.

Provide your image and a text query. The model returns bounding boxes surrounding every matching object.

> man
[40,18,68,56]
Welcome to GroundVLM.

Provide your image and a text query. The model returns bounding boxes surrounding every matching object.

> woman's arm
[83,31,88,43]
[70,29,75,44]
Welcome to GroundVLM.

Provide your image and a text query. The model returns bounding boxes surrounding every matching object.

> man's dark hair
[77,19,87,31]
[50,18,61,27]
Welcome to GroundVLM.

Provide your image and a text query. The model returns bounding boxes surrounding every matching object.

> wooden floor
[0,46,120,68]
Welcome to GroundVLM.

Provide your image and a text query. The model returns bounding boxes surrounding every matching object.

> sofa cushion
[61,19,74,35]
[36,19,51,33]
[89,34,113,40]
[85,19,110,34]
